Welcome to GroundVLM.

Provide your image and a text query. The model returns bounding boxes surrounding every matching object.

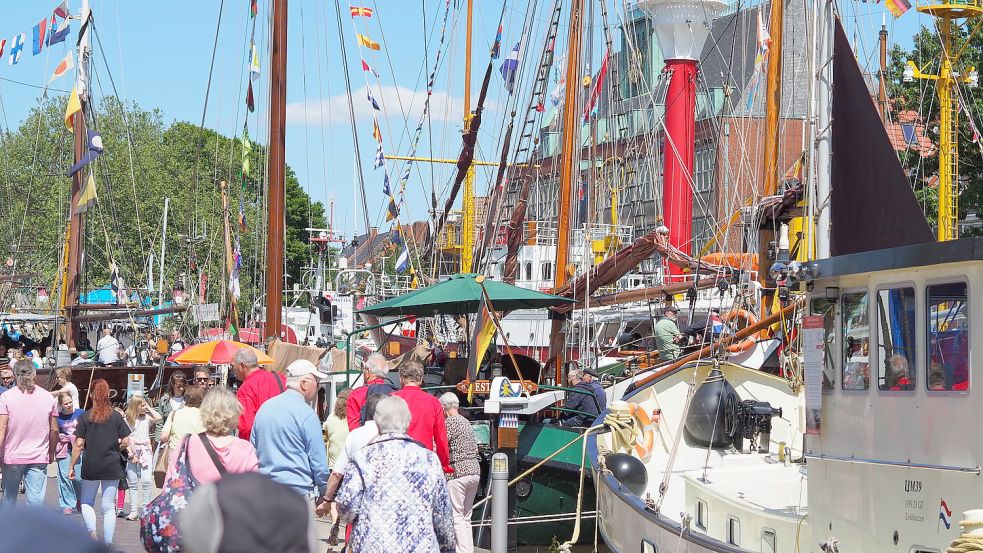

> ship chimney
[636,0,727,280]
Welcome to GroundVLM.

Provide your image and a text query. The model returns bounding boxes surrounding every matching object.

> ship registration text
[904,480,926,523]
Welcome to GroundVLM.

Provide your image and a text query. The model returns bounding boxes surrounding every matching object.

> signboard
[127,374,145,400]
[333,295,355,338]
[193,303,221,322]
[802,315,824,435]
[455,379,539,396]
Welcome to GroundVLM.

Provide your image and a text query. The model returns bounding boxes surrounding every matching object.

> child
[55,391,84,514]
[123,395,161,520]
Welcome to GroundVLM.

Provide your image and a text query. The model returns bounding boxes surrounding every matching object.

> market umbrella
[356,273,575,317]
[167,340,274,365]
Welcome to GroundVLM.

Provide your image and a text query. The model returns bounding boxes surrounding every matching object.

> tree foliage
[0,98,326,319]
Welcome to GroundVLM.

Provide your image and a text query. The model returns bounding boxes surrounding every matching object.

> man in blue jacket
[555,369,601,427]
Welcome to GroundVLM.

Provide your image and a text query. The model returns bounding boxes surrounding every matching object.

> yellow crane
[904,0,982,241]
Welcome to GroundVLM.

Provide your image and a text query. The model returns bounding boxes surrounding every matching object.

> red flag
[246,81,255,112]
[350,6,373,17]
[250,0,258,17]
[361,59,380,78]
[583,50,610,123]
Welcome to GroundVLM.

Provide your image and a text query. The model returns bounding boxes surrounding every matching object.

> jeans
[80,479,119,544]
[56,456,82,510]
[0,463,48,506]
[125,461,154,516]
[447,474,481,553]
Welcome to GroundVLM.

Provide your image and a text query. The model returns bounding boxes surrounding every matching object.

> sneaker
[61,508,74,515]
[125,513,138,521]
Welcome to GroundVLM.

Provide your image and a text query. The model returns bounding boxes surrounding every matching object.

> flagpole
[461,0,475,273]
[265,0,287,343]
[64,0,90,348]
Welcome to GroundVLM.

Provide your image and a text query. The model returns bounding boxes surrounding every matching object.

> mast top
[636,0,728,62]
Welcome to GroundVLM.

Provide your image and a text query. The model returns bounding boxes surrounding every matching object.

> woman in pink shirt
[167,387,258,484]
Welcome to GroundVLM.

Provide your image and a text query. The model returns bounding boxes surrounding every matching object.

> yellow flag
[65,85,82,131]
[74,172,97,213]
[473,310,497,370]
[357,34,380,50]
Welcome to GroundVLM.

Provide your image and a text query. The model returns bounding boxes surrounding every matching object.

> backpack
[359,381,397,425]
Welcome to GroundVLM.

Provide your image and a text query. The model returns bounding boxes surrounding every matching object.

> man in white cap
[250,359,329,504]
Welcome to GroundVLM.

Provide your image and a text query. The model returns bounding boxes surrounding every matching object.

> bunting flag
[229,239,242,300]
[886,0,911,16]
[499,43,520,92]
[0,40,6,60]
[382,173,391,195]
[249,42,260,79]
[32,18,46,56]
[239,205,248,233]
[386,195,399,222]
[350,6,373,17]
[245,81,255,112]
[47,3,71,46]
[472,307,497,374]
[110,262,126,300]
[45,51,73,92]
[491,24,503,59]
[372,118,382,143]
[361,59,380,78]
[784,151,806,180]
[64,85,82,131]
[67,131,104,177]
[409,267,419,289]
[390,226,403,246]
[367,89,380,110]
[357,34,381,50]
[8,33,25,66]
[53,2,70,18]
[395,243,410,273]
[250,0,258,17]
[745,11,772,111]
[242,126,252,178]
[73,171,98,213]
[583,50,610,122]
[374,142,385,169]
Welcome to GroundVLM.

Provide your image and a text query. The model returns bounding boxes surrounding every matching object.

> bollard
[491,453,509,553]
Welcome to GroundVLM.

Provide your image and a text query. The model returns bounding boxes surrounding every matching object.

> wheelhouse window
[811,297,837,391]
[727,516,741,546]
[841,291,870,390]
[927,282,969,391]
[695,499,707,531]
[876,287,917,391]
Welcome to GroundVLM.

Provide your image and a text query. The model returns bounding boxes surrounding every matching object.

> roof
[341,222,431,268]
[883,110,935,157]
[810,236,983,280]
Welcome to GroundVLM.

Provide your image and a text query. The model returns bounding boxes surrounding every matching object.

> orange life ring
[721,309,767,353]
[628,403,656,459]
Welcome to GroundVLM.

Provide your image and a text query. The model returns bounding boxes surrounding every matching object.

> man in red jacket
[394,360,452,474]
[345,353,395,430]
[234,348,285,440]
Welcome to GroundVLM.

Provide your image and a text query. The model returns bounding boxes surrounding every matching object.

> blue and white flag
[382,173,391,195]
[67,131,105,177]
[499,43,519,93]
[396,243,410,273]
[110,261,126,299]
[374,142,385,169]
[8,33,25,65]
[367,89,380,111]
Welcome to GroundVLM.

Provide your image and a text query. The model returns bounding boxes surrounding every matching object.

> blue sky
[0,1,931,240]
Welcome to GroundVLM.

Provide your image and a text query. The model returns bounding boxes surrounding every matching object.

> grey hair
[13,360,36,393]
[439,392,459,410]
[398,360,424,384]
[374,395,411,434]
[365,353,390,378]
[567,368,583,381]
[233,348,259,368]
[285,375,307,390]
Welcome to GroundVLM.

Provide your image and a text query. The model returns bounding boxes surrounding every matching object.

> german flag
[357,34,380,50]
[886,0,911,18]
[350,6,373,17]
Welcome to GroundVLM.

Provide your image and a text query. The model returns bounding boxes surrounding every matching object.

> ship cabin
[804,236,983,552]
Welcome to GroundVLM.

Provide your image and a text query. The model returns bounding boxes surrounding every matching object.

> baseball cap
[285,359,328,380]
[179,472,317,553]
[583,367,599,378]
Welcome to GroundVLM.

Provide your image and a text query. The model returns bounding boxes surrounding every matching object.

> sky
[0,1,931,242]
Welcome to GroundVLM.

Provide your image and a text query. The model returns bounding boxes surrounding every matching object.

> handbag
[152,441,170,488]
[141,434,196,553]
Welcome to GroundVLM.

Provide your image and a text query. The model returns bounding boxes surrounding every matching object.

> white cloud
[286,85,492,126]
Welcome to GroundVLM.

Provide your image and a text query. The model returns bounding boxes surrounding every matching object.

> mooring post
[490,452,509,553]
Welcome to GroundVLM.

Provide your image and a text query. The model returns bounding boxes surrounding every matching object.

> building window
[696,499,708,531]
[841,291,870,390]
[927,282,969,391]
[761,528,777,553]
[727,516,740,546]
[542,262,553,281]
[901,123,917,146]
[524,262,532,282]
[811,297,837,391]
[876,287,917,391]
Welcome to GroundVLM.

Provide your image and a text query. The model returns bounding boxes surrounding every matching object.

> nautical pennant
[386,195,399,222]
[45,51,73,88]
[246,81,255,112]
[350,6,373,17]
[382,173,391,195]
[361,59,380,78]
[110,262,126,300]
[64,85,82,131]
[242,125,252,178]
[8,33,25,66]
[374,142,385,169]
[391,226,403,246]
[491,24,503,59]
[886,0,911,17]
[357,34,381,50]
[500,43,520,92]
[583,50,610,122]
[73,171,98,213]
[250,42,260,80]
[229,238,242,300]
[32,18,46,56]
[0,40,8,64]
[47,3,71,46]
[239,205,248,233]
[53,2,70,18]
[250,0,258,17]
[372,118,382,143]
[367,89,380,111]
[67,131,104,177]
[395,243,410,273]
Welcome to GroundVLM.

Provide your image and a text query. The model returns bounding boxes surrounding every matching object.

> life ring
[628,403,657,459]
[721,309,767,354]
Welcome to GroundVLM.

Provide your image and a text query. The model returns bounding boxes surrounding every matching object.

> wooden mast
[65,0,91,348]
[547,0,583,380]
[265,0,287,342]
[461,0,476,273]
[761,0,784,197]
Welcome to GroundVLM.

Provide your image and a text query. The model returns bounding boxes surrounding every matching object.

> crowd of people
[0,347,488,553]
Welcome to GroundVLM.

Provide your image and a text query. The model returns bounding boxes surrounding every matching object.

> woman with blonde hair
[166,387,258,484]
[122,395,160,520]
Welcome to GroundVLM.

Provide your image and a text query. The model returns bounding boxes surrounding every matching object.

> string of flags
[744,10,772,111]
[885,0,911,17]
[1,2,71,68]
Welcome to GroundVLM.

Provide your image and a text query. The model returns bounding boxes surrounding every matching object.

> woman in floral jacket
[336,395,456,553]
